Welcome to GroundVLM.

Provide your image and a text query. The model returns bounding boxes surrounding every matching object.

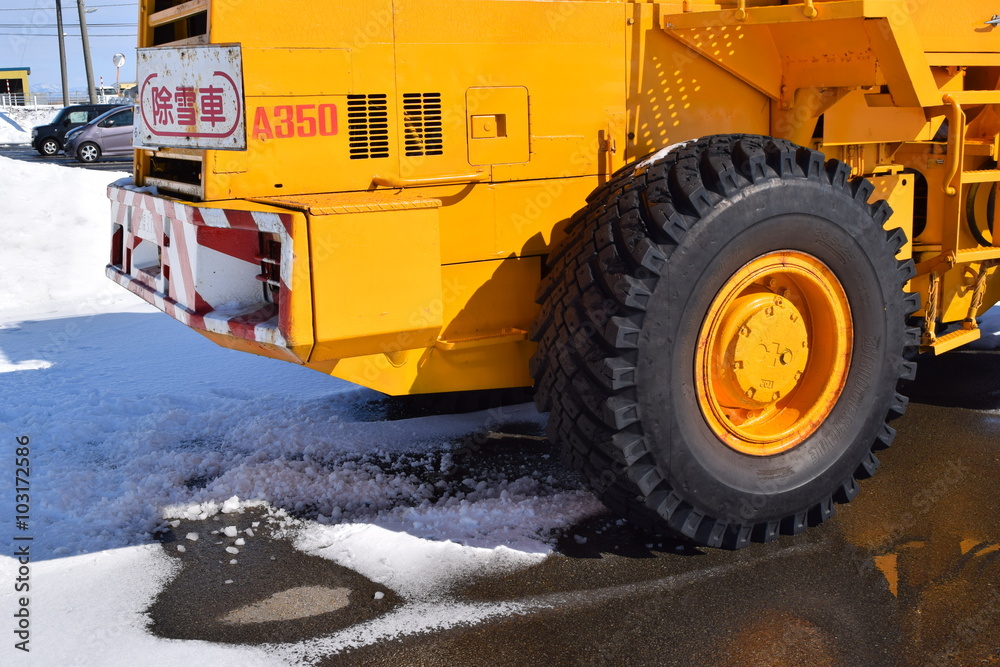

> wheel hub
[696,251,853,456]
[720,292,811,410]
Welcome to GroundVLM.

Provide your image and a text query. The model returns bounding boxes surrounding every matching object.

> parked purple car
[64,106,134,163]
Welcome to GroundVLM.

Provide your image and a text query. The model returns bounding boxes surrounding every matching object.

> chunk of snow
[185,533,199,542]
[223,526,238,537]
[221,496,241,513]
[632,138,698,172]
[226,547,239,555]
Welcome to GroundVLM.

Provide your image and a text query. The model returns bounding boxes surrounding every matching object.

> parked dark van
[31,104,120,156]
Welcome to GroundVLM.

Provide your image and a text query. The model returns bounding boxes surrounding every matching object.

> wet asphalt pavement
[0,143,131,172]
[4,145,997,665]
[147,348,999,667]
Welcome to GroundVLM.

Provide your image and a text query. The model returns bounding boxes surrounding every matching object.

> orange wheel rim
[695,251,853,456]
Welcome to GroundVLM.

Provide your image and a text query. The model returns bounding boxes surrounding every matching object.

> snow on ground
[0,107,58,145]
[0,156,135,321]
[0,154,603,664]
[0,546,281,666]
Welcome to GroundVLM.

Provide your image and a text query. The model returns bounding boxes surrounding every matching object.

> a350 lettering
[252,104,338,140]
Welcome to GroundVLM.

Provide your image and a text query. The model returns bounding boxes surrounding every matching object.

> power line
[0,31,135,36]
[0,3,137,10]
[0,22,135,27]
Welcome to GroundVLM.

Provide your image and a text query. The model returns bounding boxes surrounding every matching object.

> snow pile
[0,155,134,320]
[0,107,58,144]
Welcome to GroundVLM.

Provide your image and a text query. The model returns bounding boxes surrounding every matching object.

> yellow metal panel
[199,0,398,199]
[317,339,535,396]
[771,19,878,92]
[662,24,783,100]
[209,0,394,48]
[910,1,1000,54]
[241,48,352,96]
[493,176,601,257]
[392,0,626,183]
[309,257,540,395]
[627,3,770,162]
[824,89,934,145]
[868,172,914,261]
[862,17,940,108]
[467,87,530,165]
[308,205,443,362]
[221,93,395,197]
[439,256,541,342]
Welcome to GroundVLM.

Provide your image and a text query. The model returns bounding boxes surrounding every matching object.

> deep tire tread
[531,134,917,549]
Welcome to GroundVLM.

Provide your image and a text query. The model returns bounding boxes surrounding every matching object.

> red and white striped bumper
[106,181,307,362]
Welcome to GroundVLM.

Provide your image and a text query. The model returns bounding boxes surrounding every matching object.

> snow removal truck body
[109,0,1000,547]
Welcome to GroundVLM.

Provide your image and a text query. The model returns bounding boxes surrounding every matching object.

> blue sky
[1,1,139,92]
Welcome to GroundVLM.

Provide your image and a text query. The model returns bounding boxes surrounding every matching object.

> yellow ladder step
[961,170,1000,184]
[923,327,981,356]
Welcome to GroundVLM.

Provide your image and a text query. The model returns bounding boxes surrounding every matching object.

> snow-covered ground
[0,107,58,145]
[0,155,603,665]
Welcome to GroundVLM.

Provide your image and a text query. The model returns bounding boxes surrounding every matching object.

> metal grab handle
[942,94,966,197]
[987,14,1000,25]
[372,172,489,189]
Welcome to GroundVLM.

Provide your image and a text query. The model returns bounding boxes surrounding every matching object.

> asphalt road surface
[151,347,999,667]
[0,143,132,172]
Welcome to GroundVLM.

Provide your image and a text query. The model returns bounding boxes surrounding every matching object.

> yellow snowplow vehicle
[109,0,1000,547]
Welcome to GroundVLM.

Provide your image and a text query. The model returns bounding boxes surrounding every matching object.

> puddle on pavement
[148,506,400,645]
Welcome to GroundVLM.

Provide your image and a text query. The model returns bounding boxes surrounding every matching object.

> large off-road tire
[530,135,919,549]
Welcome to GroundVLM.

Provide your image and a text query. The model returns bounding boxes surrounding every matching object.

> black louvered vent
[347,94,389,160]
[402,93,443,157]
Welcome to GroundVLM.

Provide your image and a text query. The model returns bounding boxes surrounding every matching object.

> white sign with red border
[134,45,246,150]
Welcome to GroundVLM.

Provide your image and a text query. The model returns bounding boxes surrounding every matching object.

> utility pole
[55,0,70,106]
[76,0,96,104]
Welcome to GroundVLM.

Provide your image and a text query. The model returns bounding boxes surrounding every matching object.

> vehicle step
[961,170,1000,184]
[922,327,981,356]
